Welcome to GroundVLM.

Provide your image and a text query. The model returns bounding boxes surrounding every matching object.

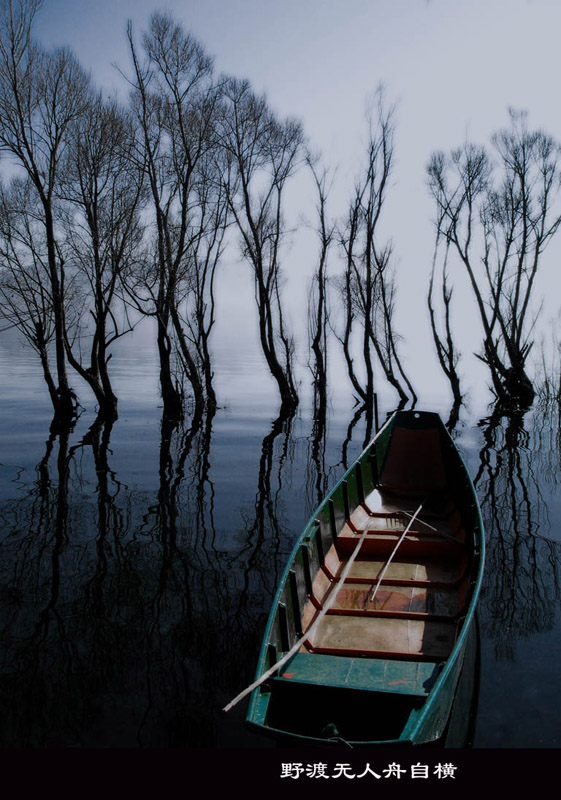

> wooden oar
[402,509,436,532]
[402,508,463,544]
[222,523,372,713]
[369,502,423,604]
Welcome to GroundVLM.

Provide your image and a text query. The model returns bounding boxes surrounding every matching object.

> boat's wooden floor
[343,557,463,585]
[301,494,469,663]
[329,581,459,616]
[309,614,456,660]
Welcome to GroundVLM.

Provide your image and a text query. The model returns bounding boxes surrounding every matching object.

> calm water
[0,335,560,748]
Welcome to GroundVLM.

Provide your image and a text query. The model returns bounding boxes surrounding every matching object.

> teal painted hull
[245,411,485,746]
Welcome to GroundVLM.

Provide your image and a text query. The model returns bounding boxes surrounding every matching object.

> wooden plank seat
[335,529,464,558]
[275,652,442,696]
[361,488,458,520]
[348,502,464,540]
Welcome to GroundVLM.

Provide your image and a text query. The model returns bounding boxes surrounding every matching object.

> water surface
[0,336,560,747]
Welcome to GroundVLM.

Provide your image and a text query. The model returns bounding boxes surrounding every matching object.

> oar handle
[223,524,371,713]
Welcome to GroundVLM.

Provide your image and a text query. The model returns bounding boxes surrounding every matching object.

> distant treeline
[1,0,560,433]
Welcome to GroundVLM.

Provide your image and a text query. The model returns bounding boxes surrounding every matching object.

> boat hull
[245,411,485,746]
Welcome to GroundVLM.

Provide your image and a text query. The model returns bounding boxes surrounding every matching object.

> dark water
[1,338,560,749]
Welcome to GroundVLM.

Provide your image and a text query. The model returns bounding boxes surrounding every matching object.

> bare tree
[59,93,145,421]
[219,78,304,412]
[0,0,90,426]
[126,13,222,419]
[0,178,60,404]
[337,89,416,412]
[427,234,463,428]
[306,154,334,432]
[428,110,561,408]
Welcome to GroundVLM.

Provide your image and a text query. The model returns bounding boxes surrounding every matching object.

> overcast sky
[30,0,561,411]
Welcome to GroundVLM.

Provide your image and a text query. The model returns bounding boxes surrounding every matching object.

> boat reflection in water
[440,614,480,748]
[232,411,485,747]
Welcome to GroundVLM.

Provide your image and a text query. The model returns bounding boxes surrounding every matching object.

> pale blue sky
[34,0,560,153]
[31,0,561,410]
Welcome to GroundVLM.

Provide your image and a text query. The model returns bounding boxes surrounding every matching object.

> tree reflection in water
[0,403,303,746]
[472,401,561,663]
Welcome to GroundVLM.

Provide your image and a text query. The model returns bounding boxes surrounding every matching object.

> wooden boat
[241,410,485,746]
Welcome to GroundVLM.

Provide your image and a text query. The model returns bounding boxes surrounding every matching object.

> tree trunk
[157,319,184,420]
[44,204,77,426]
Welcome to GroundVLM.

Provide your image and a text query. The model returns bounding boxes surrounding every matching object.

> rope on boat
[222,523,372,714]
[369,502,424,604]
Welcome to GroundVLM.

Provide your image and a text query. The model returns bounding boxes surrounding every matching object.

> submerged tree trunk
[43,205,74,425]
[170,304,205,415]
[157,317,184,420]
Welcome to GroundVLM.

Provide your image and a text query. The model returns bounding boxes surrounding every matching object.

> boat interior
[259,415,480,743]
